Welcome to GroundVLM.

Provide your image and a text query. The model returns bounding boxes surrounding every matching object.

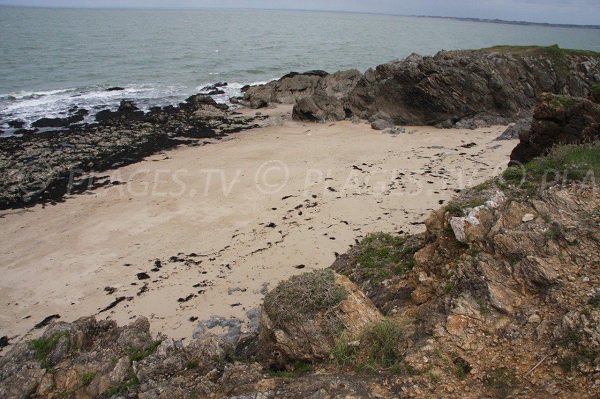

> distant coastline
[412,14,600,30]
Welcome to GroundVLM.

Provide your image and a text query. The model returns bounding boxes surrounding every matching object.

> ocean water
[0,6,599,131]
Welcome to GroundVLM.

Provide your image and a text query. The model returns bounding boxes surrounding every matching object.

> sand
[0,106,517,344]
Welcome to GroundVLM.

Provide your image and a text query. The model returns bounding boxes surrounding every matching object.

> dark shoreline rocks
[0,94,267,210]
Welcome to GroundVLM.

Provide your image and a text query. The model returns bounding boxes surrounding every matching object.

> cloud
[0,0,598,25]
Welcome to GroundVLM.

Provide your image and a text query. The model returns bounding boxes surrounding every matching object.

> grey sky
[0,0,599,25]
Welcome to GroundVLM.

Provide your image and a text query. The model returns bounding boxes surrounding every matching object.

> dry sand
[0,106,517,345]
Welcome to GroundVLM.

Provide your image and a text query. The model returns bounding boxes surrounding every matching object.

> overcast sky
[0,0,599,25]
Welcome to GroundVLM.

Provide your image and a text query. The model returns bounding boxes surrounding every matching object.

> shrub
[332,334,359,367]
[82,371,96,386]
[361,319,404,369]
[263,269,347,329]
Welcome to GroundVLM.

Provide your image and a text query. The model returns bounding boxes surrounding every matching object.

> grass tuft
[354,233,417,278]
[361,319,404,369]
[31,332,70,369]
[263,269,347,329]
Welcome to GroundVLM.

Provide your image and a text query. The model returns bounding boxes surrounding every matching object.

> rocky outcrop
[0,95,267,210]
[258,270,381,366]
[243,69,361,109]
[345,46,599,126]
[510,93,600,164]
[254,46,600,125]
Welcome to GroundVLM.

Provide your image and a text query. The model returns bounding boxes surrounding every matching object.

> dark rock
[0,335,9,349]
[137,272,151,280]
[371,119,394,130]
[31,109,88,129]
[345,48,599,125]
[201,82,227,91]
[106,86,125,91]
[7,120,25,128]
[34,314,61,329]
[292,91,346,122]
[510,94,600,164]
[497,119,532,140]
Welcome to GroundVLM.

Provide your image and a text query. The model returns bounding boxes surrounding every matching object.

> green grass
[127,340,162,363]
[444,197,486,217]
[185,360,199,370]
[361,319,404,369]
[502,143,600,193]
[31,332,70,369]
[332,334,359,367]
[82,372,96,386]
[481,44,599,58]
[267,361,313,379]
[592,84,600,102]
[263,269,347,329]
[104,374,140,397]
[354,233,417,278]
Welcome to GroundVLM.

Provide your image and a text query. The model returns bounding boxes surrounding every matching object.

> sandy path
[0,107,517,344]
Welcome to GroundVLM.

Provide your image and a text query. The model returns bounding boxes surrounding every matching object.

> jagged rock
[496,118,531,140]
[510,93,600,164]
[292,91,346,122]
[258,270,381,365]
[345,47,599,125]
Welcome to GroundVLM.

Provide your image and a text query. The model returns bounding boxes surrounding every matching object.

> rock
[371,119,394,130]
[496,118,532,140]
[292,91,346,122]
[510,94,600,164]
[345,47,599,125]
[31,109,88,129]
[243,69,360,109]
[106,86,125,91]
[7,120,25,128]
[258,270,381,365]
[522,213,535,222]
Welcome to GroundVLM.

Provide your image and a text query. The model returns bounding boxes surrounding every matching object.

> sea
[0,6,599,132]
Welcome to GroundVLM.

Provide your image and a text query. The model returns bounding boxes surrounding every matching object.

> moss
[263,269,347,329]
[483,367,518,399]
[31,332,70,369]
[353,233,418,279]
[502,142,600,194]
[185,360,199,370]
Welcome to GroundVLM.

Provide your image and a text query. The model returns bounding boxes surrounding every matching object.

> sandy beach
[0,106,517,344]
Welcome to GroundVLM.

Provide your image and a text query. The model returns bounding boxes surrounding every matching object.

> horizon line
[0,4,598,29]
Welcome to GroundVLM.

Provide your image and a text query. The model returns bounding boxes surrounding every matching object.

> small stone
[528,314,542,324]
[522,213,535,222]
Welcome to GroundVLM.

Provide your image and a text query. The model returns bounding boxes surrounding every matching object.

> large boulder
[258,269,382,366]
[243,69,362,109]
[292,91,346,122]
[510,93,600,164]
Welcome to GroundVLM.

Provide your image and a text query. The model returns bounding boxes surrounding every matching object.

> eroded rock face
[258,271,382,366]
[348,49,599,126]
[510,93,600,164]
